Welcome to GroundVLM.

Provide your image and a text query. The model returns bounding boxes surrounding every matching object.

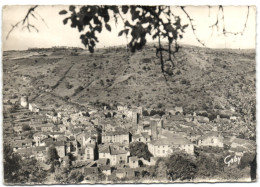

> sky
[2,5,256,51]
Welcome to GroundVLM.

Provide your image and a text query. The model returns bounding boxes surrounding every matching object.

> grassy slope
[2,44,255,115]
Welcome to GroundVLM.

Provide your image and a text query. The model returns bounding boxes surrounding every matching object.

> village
[2,93,256,182]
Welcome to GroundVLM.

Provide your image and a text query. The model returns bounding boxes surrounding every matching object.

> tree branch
[180,6,206,47]
[6,5,39,39]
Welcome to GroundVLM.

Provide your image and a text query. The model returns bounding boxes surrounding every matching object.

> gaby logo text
[224,155,241,167]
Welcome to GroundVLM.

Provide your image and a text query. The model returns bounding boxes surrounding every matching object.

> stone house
[132,132,151,143]
[197,131,224,147]
[100,166,111,176]
[148,136,194,157]
[102,131,130,144]
[128,156,139,168]
[84,143,96,161]
[32,146,47,162]
[29,103,40,113]
[33,132,48,146]
[110,147,129,166]
[98,144,111,160]
[115,168,137,179]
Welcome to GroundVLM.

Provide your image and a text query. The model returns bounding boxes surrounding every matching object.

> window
[163,150,165,153]
[211,138,214,143]
[158,150,160,154]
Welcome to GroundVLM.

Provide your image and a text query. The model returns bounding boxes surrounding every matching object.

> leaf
[94,17,101,25]
[118,30,124,37]
[105,23,111,32]
[104,14,110,22]
[59,10,68,15]
[89,46,94,53]
[69,5,76,12]
[110,6,119,13]
[125,20,131,27]
[132,10,140,21]
[95,25,102,33]
[122,6,129,14]
[118,29,129,37]
[90,40,95,47]
[63,18,69,25]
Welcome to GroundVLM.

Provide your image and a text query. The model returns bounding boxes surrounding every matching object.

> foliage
[17,158,47,184]
[3,144,21,183]
[238,152,256,169]
[154,158,167,179]
[142,110,149,116]
[54,167,70,184]
[22,124,31,131]
[4,144,47,184]
[9,104,19,113]
[129,142,153,161]
[196,153,219,177]
[73,86,84,96]
[68,170,84,183]
[67,152,76,166]
[149,110,165,116]
[165,153,197,181]
[58,5,190,75]
[46,146,59,164]
[60,5,187,53]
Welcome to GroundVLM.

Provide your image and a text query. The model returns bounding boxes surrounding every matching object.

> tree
[47,146,60,166]
[142,110,149,116]
[54,167,69,184]
[129,142,153,161]
[4,145,47,184]
[69,170,84,183]
[154,158,167,180]
[165,152,197,181]
[3,144,21,183]
[150,110,157,116]
[17,158,47,184]
[22,124,31,131]
[238,152,256,169]
[196,154,217,177]
[106,112,112,118]
[67,152,76,166]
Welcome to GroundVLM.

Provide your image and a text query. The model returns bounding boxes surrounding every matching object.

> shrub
[22,124,31,131]
[73,86,84,95]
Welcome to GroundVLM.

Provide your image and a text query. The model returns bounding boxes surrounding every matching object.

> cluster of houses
[3,96,256,180]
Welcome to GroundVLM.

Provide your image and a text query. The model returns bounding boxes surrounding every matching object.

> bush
[181,79,188,84]
[129,142,153,161]
[65,82,73,89]
[157,103,163,108]
[142,110,149,116]
[74,86,84,95]
[22,124,31,131]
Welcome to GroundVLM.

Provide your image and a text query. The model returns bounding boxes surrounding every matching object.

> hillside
[2,44,256,118]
